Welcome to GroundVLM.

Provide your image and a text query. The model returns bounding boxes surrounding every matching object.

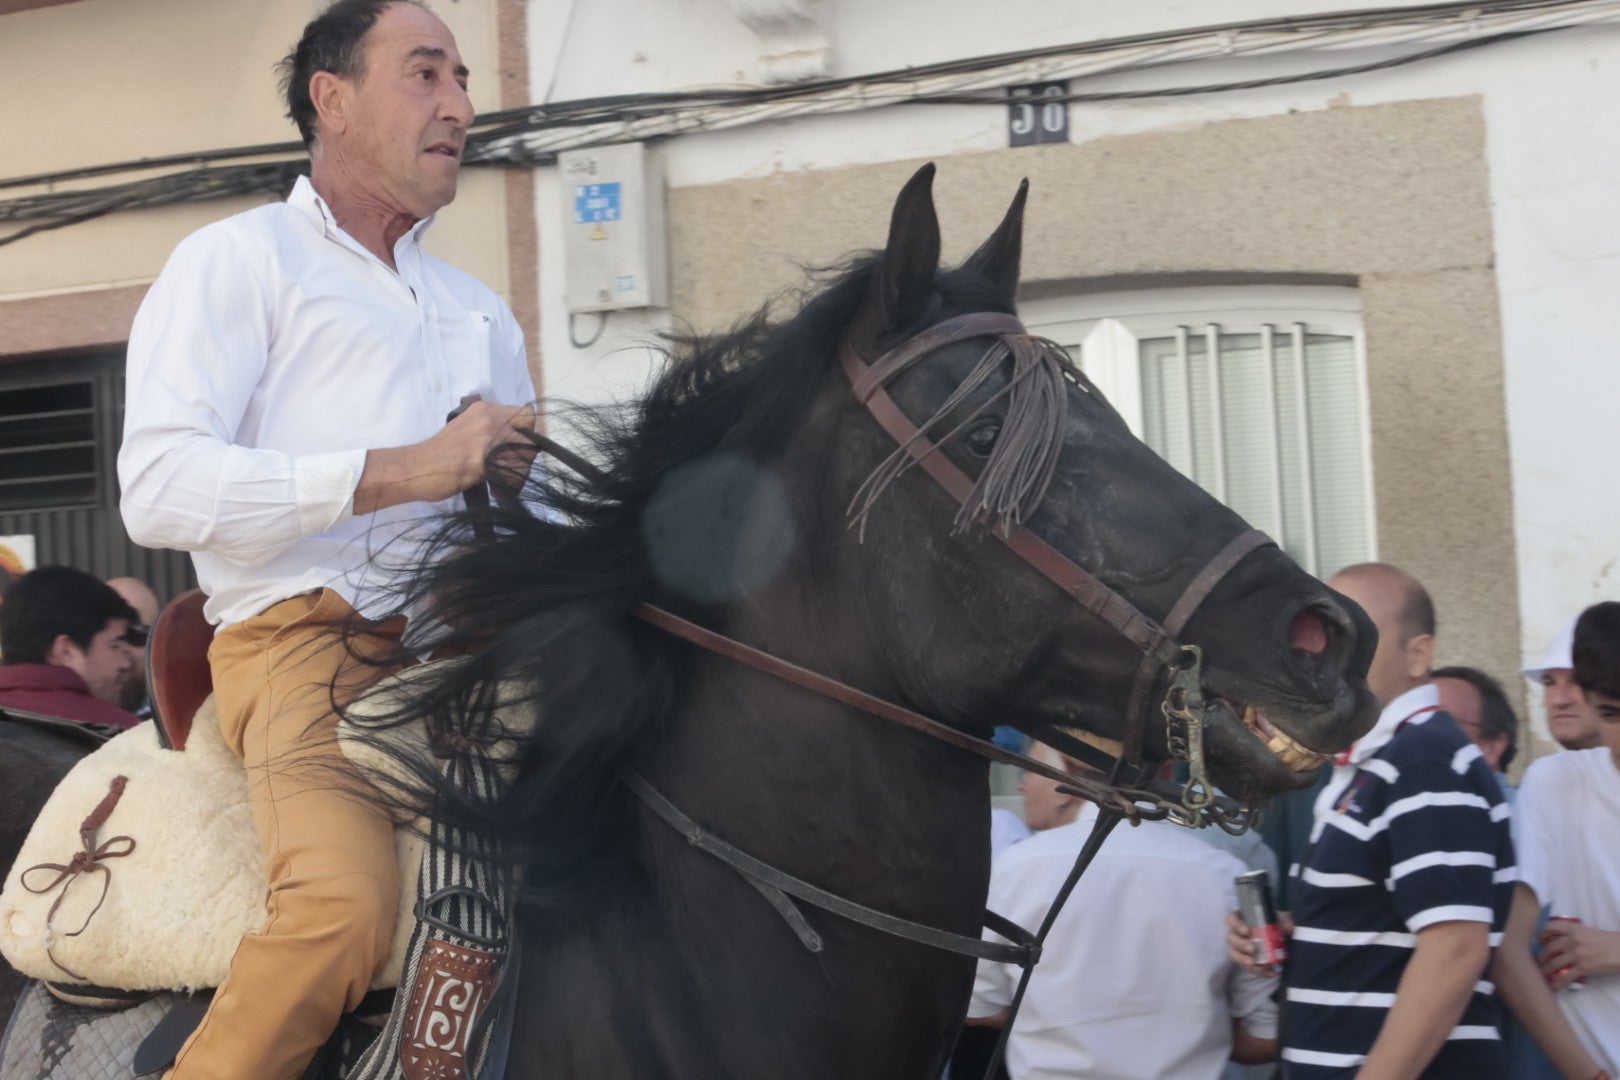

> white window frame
[1019,285,1378,575]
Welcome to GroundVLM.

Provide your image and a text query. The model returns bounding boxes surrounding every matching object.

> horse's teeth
[1240,705,1328,771]
[1264,727,1329,772]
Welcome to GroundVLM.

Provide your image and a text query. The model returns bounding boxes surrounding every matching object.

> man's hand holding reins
[354,400,539,515]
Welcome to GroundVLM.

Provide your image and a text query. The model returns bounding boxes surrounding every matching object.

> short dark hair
[1433,664,1519,771]
[1399,582,1437,643]
[277,0,425,149]
[1572,601,1620,702]
[0,566,139,666]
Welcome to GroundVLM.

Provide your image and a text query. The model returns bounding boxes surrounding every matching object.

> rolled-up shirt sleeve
[1228,965,1279,1039]
[119,225,365,567]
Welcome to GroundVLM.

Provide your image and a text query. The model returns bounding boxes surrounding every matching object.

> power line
[3,0,1615,247]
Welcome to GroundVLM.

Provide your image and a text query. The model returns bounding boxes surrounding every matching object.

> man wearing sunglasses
[0,565,142,730]
[107,576,160,718]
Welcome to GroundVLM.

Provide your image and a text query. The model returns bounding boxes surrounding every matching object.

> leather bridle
[837,310,1274,795]
[459,311,1282,1074]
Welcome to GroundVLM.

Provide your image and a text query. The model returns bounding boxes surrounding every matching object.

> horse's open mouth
[1231,701,1330,773]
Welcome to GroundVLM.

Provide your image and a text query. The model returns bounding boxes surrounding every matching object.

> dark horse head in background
[361,164,1378,1079]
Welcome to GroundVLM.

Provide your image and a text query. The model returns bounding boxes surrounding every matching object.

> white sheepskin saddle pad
[0,661,527,995]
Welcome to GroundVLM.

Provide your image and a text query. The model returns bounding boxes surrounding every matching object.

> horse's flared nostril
[1288,599,1356,675]
[1290,608,1328,655]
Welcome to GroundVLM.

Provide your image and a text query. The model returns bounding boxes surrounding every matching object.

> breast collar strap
[839,312,1274,781]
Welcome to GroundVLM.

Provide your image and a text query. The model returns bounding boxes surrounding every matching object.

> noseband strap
[1118,528,1273,779]
[839,312,1273,776]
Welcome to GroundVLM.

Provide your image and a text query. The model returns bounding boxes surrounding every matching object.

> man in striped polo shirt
[1232,563,1515,1078]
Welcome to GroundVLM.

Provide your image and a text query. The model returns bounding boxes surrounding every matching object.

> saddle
[0,591,527,1079]
[146,587,213,753]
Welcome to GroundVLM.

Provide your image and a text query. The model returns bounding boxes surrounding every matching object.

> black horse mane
[345,254,1021,913]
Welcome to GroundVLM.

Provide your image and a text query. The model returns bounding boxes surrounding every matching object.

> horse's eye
[965,421,1001,457]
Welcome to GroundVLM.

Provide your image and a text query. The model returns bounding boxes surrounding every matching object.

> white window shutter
[1022,286,1375,579]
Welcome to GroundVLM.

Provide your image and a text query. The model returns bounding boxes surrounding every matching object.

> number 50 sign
[1007,82,1069,147]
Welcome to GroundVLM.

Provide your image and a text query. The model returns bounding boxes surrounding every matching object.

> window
[0,377,102,512]
[1021,286,1374,579]
[0,350,198,599]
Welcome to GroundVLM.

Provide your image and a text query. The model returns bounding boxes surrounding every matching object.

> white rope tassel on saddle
[349,749,514,1080]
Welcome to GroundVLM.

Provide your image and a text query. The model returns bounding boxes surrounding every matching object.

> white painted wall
[530,2,1620,728]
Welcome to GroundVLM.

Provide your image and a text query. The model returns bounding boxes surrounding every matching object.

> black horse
[0,715,110,1020]
[347,164,1380,1080]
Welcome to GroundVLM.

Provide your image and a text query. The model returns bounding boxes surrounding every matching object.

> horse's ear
[963,179,1028,301]
[868,163,942,330]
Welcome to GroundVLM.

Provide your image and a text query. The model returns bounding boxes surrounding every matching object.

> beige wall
[0,0,520,354]
[667,96,1523,721]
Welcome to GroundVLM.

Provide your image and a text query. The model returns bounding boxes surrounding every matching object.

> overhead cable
[4,0,1619,247]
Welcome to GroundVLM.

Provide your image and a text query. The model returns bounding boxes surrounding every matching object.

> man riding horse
[117,2,534,1076]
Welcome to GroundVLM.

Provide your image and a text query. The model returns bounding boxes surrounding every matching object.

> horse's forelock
[849,332,1095,539]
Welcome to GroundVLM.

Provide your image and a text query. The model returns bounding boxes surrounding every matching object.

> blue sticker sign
[574,183,622,224]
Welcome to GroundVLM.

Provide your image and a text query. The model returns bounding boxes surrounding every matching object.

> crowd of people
[4,563,1614,1080]
[961,562,1620,1080]
[0,517,1612,1080]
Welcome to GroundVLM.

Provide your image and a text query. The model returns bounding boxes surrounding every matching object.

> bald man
[106,576,160,629]
[106,576,160,716]
[1231,563,1516,1080]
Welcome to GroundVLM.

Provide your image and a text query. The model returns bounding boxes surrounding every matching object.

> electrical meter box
[559,143,669,314]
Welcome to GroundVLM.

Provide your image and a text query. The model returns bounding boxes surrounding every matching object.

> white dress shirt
[120,176,534,627]
[970,804,1278,1080]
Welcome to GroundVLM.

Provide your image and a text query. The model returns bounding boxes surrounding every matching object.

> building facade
[523,0,1620,754]
[5,0,1618,755]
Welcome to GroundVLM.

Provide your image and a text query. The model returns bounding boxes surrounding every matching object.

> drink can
[1236,869,1287,972]
[1547,916,1586,991]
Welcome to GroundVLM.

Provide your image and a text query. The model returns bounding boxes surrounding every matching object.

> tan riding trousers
[168,589,406,1080]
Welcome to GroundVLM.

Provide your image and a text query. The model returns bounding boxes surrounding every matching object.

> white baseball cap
[1523,614,1579,681]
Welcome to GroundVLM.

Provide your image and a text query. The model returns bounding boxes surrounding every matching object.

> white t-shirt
[969,804,1277,1080]
[1514,748,1620,1071]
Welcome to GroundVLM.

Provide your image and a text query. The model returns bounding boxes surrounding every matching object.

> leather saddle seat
[146,589,214,753]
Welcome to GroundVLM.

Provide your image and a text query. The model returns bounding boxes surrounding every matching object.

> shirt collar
[287,174,436,256]
[1346,682,1440,765]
